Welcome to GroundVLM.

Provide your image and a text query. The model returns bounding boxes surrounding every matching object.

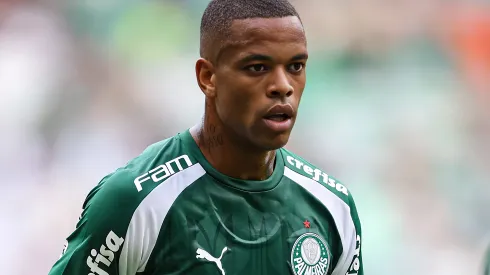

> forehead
[218,16,306,62]
[230,16,305,42]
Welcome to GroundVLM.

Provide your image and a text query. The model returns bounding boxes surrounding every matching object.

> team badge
[291,233,330,275]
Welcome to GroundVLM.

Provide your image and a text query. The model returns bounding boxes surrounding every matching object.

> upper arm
[49,173,142,275]
[345,198,363,275]
[483,243,490,275]
[333,195,363,275]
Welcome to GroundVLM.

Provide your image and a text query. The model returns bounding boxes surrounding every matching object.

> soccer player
[49,0,363,274]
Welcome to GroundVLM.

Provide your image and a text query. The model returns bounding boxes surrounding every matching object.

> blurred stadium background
[1,0,489,274]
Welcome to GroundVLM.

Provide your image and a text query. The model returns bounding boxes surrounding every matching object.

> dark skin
[190,16,308,181]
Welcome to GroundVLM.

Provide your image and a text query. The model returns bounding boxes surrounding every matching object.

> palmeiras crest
[290,233,331,275]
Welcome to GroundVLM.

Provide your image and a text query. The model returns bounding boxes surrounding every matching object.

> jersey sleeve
[333,195,363,275]
[483,244,490,275]
[48,172,143,275]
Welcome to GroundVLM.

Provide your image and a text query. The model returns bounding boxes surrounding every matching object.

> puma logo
[196,247,229,275]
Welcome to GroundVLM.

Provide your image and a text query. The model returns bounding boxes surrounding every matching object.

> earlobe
[195,58,216,97]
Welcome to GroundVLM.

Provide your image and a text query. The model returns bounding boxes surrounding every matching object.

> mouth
[262,104,295,132]
[263,113,291,122]
[263,104,295,120]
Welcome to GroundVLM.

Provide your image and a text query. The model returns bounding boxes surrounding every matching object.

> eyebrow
[291,53,309,61]
[238,53,308,64]
[238,54,273,64]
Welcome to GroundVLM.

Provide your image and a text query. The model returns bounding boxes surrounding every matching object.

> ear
[195,58,217,98]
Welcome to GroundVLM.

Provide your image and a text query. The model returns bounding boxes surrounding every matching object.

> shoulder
[68,133,205,273]
[97,135,181,194]
[280,148,354,206]
[281,148,363,274]
[51,134,199,274]
[81,134,194,223]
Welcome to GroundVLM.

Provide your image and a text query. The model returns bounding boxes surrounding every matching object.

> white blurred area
[0,0,489,274]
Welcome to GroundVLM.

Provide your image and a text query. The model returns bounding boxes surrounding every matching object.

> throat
[231,152,276,181]
[191,124,276,181]
[208,143,276,181]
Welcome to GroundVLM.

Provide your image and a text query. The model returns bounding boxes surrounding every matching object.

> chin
[257,134,290,151]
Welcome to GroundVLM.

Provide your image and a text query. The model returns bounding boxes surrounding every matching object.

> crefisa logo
[291,233,330,275]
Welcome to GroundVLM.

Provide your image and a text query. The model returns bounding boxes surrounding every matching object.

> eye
[288,62,305,73]
[245,64,267,72]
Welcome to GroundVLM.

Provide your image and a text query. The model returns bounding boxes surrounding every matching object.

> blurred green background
[0,0,489,274]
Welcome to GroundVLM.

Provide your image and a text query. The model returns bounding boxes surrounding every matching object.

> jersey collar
[180,129,285,192]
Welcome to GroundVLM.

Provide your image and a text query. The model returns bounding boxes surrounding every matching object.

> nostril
[268,88,293,97]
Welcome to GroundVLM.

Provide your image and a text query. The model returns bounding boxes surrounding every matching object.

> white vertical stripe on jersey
[284,167,357,275]
[118,163,206,275]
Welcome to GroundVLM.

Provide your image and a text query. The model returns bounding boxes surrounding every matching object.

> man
[49,0,363,274]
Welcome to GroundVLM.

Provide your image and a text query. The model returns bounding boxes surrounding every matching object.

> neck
[190,118,276,181]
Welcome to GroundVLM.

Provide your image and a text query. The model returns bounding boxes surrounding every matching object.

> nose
[267,68,293,98]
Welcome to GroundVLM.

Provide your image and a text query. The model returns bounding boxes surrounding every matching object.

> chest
[142,189,341,275]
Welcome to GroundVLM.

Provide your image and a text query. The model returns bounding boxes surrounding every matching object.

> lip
[262,117,293,132]
[264,104,295,118]
[262,104,295,132]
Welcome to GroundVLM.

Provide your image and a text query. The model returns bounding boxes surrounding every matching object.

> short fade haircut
[200,0,302,63]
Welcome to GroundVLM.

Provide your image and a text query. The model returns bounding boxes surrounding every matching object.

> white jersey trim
[118,163,206,275]
[284,167,357,275]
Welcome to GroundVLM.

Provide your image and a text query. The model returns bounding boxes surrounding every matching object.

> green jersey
[49,130,363,275]
[484,245,490,275]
